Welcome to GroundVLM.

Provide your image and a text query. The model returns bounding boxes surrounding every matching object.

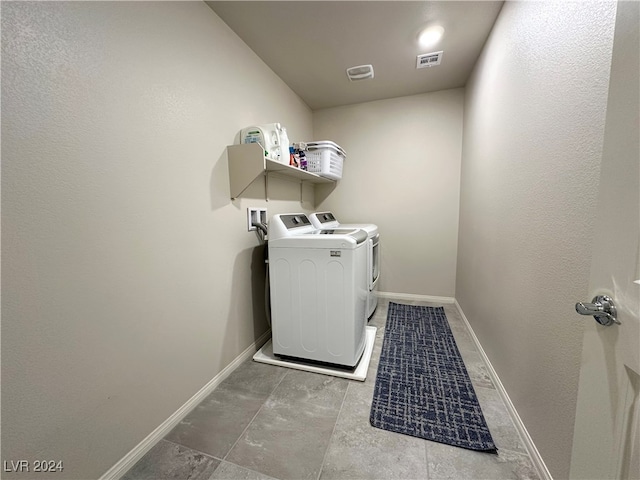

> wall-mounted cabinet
[228,143,334,200]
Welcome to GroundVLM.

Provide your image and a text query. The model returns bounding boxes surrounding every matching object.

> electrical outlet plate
[247,208,267,231]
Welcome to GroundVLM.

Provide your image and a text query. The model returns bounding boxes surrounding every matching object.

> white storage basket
[305,142,345,180]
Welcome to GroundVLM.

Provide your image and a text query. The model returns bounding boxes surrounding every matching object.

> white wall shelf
[227,143,334,200]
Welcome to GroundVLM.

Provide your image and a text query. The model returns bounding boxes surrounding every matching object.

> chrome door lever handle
[575,295,619,326]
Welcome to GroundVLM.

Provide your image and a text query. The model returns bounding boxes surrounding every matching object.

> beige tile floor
[123,297,540,480]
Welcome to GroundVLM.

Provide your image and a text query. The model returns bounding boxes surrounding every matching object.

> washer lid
[316,228,368,244]
[309,212,378,237]
[269,227,368,248]
[335,222,378,237]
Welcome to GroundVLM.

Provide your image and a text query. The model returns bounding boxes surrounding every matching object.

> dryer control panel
[316,212,337,224]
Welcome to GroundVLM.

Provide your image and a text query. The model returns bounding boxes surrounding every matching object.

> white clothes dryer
[309,212,380,318]
[268,213,369,367]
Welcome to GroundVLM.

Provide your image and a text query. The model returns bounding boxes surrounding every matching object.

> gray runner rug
[370,302,497,453]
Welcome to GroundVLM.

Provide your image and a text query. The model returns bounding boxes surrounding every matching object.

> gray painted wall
[313,89,464,298]
[2,2,313,478]
[456,2,617,478]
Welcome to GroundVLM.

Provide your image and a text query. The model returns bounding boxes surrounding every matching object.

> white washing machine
[268,213,368,367]
[309,212,380,318]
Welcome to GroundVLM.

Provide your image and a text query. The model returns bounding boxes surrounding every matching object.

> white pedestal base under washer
[253,325,377,381]
[309,211,380,318]
[268,213,368,368]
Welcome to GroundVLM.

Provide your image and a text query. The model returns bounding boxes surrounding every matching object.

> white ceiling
[206,1,504,110]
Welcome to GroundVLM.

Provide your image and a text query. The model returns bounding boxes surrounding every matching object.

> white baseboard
[103,299,550,480]
[453,300,553,480]
[99,329,272,480]
[376,291,455,304]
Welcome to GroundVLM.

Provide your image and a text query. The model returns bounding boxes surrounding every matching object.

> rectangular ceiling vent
[346,64,374,81]
[416,51,443,69]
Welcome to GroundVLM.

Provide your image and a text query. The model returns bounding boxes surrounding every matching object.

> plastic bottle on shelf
[279,126,289,165]
[299,149,307,170]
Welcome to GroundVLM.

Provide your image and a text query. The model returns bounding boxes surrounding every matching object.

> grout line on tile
[221,367,289,462]
[216,459,282,480]
[160,438,222,462]
[424,438,432,480]
[315,378,352,480]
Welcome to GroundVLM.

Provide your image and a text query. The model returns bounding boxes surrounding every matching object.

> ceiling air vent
[346,64,374,81]
[416,51,443,69]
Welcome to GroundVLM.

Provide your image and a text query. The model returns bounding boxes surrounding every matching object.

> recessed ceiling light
[418,25,444,48]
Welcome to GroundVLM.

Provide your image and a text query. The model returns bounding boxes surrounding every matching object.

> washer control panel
[280,214,312,230]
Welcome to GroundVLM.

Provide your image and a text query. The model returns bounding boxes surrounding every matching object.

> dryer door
[369,234,380,290]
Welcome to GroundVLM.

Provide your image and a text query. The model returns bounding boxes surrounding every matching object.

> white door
[570,2,640,479]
